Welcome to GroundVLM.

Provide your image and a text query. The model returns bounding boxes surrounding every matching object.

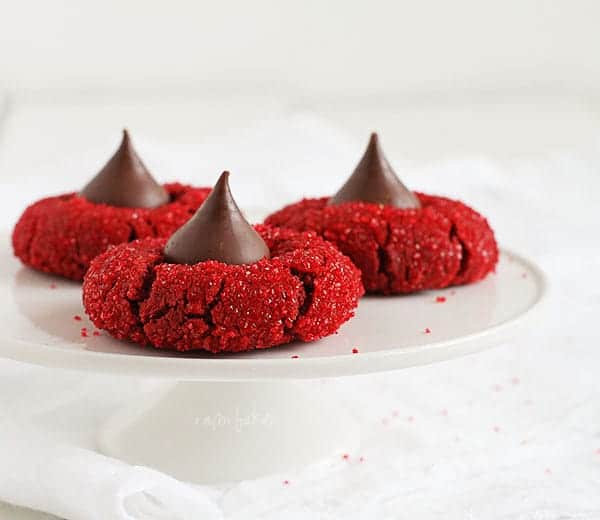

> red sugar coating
[435,296,447,303]
[12,183,211,281]
[264,193,498,294]
[82,225,364,353]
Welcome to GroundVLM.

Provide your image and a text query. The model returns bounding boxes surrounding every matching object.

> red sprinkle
[73,315,82,321]
[92,330,101,337]
[351,348,359,354]
[282,479,290,485]
[435,296,447,303]
[424,327,431,334]
[80,328,88,338]
[342,453,350,460]
[291,355,299,359]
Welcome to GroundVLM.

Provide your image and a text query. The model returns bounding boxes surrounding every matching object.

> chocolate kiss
[80,129,169,208]
[328,133,420,208]
[164,171,270,265]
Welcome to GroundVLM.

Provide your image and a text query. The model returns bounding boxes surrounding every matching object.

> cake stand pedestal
[98,381,359,483]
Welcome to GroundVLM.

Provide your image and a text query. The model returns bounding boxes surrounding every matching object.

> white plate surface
[0,235,547,380]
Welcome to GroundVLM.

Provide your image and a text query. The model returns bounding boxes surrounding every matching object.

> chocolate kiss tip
[163,171,270,265]
[327,133,421,209]
[80,130,169,209]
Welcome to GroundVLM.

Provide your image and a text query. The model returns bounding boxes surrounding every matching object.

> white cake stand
[0,238,547,483]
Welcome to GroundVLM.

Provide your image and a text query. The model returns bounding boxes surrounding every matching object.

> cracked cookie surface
[264,194,498,295]
[12,184,210,281]
[82,225,364,353]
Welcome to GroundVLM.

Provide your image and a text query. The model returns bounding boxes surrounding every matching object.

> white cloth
[0,420,222,520]
[0,112,599,519]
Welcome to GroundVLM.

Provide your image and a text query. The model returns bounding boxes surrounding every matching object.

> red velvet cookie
[82,225,363,353]
[265,194,497,294]
[12,130,210,280]
[12,184,210,281]
[264,133,498,294]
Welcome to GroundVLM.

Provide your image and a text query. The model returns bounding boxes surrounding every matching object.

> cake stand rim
[0,247,548,380]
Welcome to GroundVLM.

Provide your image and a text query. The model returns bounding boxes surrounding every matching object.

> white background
[1,1,599,519]
[2,0,600,95]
